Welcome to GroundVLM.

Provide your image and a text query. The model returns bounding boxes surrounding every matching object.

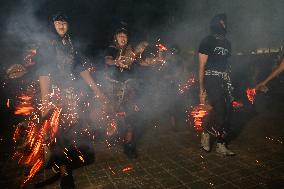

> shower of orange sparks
[13,107,63,185]
[246,88,256,104]
[23,159,44,184]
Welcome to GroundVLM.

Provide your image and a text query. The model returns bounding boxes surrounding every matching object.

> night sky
[0,0,283,57]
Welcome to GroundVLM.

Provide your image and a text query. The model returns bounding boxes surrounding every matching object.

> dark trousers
[204,75,232,143]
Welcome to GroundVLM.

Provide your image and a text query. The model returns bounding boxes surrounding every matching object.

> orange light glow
[122,167,133,172]
[190,104,209,132]
[232,101,243,108]
[6,99,10,108]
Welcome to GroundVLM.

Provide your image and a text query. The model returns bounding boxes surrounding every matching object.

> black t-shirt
[104,45,137,82]
[198,35,231,72]
[36,35,86,88]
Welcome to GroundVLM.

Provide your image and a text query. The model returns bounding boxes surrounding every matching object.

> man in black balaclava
[198,13,236,156]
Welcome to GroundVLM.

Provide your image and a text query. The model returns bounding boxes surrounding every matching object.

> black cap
[52,12,69,22]
[114,27,128,35]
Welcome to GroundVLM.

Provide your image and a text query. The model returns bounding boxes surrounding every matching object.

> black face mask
[210,14,227,35]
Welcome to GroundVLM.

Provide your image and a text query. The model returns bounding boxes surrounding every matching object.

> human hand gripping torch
[6,48,37,79]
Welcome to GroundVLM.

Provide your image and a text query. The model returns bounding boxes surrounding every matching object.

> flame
[190,104,209,132]
[15,106,34,115]
[13,107,63,184]
[6,99,10,108]
[232,101,243,108]
[12,83,92,185]
[122,166,133,172]
[246,88,256,104]
[15,95,34,115]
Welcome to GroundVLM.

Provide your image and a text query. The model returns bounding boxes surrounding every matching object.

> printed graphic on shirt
[213,47,229,56]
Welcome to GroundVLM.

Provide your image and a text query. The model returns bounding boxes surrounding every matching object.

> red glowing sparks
[178,77,195,94]
[116,111,126,117]
[246,88,256,104]
[24,48,37,67]
[156,43,168,51]
[122,167,133,172]
[106,119,118,136]
[14,106,34,115]
[232,101,243,108]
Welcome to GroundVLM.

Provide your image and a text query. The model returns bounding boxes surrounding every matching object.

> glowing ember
[106,119,118,136]
[15,106,34,115]
[116,111,126,117]
[189,104,211,132]
[232,101,243,108]
[6,99,10,108]
[246,88,256,104]
[156,43,168,51]
[14,95,34,115]
[122,167,133,172]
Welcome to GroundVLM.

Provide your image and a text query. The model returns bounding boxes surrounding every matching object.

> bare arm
[80,69,108,102]
[198,53,208,104]
[105,56,128,68]
[105,56,117,66]
[39,75,50,116]
[262,58,284,85]
[256,58,284,92]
